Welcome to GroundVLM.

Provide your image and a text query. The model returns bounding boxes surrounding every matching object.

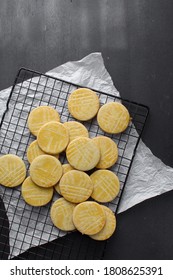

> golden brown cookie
[22,177,53,206]
[73,201,106,235]
[92,136,118,168]
[30,155,62,188]
[27,140,59,164]
[27,140,46,163]
[59,170,93,203]
[90,170,120,203]
[54,163,75,195]
[63,121,89,142]
[97,102,130,134]
[0,154,26,187]
[66,137,100,171]
[37,121,69,154]
[50,198,76,231]
[68,88,100,121]
[89,205,116,240]
[27,106,60,136]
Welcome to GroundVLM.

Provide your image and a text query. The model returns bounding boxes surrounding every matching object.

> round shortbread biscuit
[30,155,62,188]
[27,106,60,136]
[89,205,116,240]
[66,137,100,171]
[92,136,118,169]
[50,198,76,231]
[90,170,120,203]
[63,121,89,142]
[0,154,26,187]
[27,140,59,163]
[37,121,69,154]
[22,177,53,206]
[68,88,100,121]
[54,163,75,195]
[73,201,106,235]
[27,140,46,163]
[61,163,75,173]
[59,170,93,203]
[97,102,130,134]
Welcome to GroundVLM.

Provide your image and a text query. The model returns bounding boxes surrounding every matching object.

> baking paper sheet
[1,52,173,258]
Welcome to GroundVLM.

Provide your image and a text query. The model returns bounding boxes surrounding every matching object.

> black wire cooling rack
[0,68,149,260]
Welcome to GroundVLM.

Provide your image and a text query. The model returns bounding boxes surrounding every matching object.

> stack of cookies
[0,87,131,241]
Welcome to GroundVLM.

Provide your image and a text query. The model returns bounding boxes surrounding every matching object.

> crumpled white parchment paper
[1,52,173,258]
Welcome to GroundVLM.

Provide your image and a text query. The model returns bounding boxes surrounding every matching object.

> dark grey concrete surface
[0,0,173,259]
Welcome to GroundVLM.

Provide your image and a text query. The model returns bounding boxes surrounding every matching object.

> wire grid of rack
[0,68,149,260]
